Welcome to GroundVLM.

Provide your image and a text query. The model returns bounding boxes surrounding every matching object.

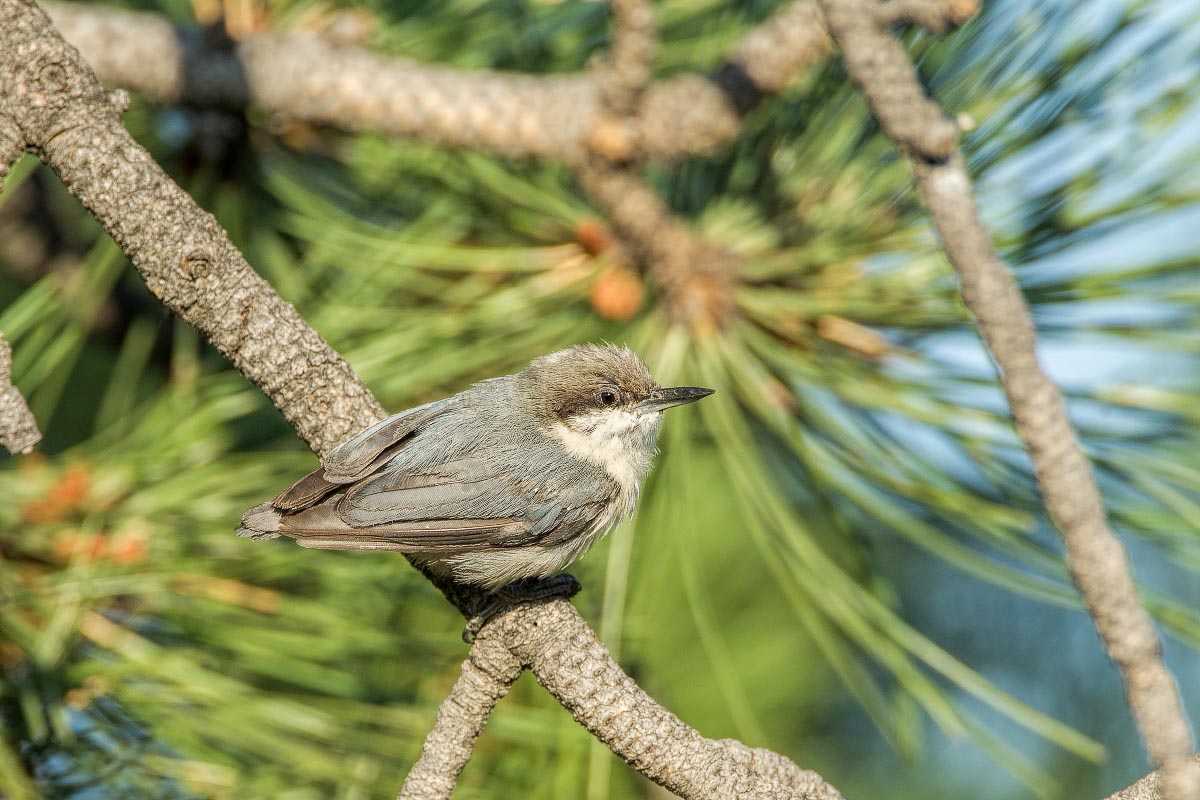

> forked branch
[44,0,832,164]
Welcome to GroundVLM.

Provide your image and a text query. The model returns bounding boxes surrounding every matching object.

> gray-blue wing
[272,400,453,512]
[273,446,616,554]
[322,400,450,483]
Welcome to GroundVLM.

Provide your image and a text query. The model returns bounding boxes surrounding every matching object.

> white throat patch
[549,409,659,495]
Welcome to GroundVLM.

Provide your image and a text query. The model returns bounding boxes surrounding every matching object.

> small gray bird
[237,344,713,590]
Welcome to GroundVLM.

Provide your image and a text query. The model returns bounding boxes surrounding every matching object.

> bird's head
[517,344,713,463]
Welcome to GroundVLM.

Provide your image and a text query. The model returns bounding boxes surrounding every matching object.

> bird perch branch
[0,1,840,797]
[814,0,1200,798]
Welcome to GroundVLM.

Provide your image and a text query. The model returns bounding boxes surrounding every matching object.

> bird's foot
[462,574,581,643]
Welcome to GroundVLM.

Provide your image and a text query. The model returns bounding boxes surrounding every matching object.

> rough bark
[814,1,1198,797]
[43,1,832,164]
[598,0,658,117]
[0,2,838,797]
[727,1,831,95]
[1107,758,1200,800]
[397,635,523,800]
[0,332,41,454]
[487,599,843,800]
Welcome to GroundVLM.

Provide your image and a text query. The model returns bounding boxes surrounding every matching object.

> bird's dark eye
[597,389,618,407]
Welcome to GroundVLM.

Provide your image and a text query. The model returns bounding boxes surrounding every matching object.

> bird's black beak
[639,386,715,411]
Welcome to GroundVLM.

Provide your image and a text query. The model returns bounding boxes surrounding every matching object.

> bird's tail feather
[236,502,282,540]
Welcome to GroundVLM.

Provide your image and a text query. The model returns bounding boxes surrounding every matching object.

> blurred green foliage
[1,0,1199,798]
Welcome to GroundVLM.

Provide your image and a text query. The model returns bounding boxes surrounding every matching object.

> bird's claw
[462,574,582,643]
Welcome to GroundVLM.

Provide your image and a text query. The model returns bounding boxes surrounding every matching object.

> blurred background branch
[42,0,831,164]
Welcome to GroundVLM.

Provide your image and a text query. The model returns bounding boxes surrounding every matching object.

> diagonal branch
[0,3,840,798]
[398,635,523,800]
[814,1,1200,798]
[2,0,382,458]
[488,599,843,800]
[44,0,832,164]
[818,0,957,160]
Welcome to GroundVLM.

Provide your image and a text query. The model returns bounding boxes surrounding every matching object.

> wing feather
[321,400,449,483]
[263,396,621,558]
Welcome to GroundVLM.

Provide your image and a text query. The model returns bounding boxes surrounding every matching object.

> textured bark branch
[397,635,523,800]
[44,1,832,164]
[816,0,958,160]
[727,0,831,95]
[0,3,839,797]
[1106,757,1200,800]
[0,332,41,454]
[0,112,25,179]
[485,599,844,800]
[816,2,1198,797]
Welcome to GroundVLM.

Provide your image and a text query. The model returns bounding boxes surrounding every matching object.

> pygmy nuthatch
[237,344,713,589]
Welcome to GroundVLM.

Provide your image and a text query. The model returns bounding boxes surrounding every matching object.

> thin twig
[815,1,1199,797]
[917,155,1200,800]
[397,635,523,800]
[0,332,41,454]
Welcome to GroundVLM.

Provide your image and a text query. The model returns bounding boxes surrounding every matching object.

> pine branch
[43,0,831,164]
[0,2,840,797]
[814,1,1200,798]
